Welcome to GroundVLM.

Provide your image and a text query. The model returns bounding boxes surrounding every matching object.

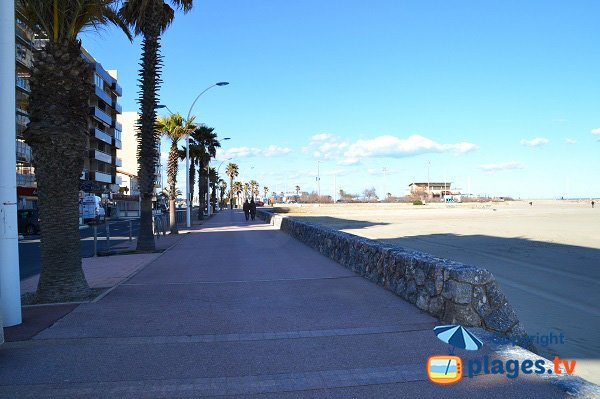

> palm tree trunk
[136,3,163,251]
[197,162,205,220]
[24,40,91,302]
[167,142,179,234]
[189,160,195,217]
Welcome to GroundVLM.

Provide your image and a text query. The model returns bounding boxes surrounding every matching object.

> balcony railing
[16,47,33,68]
[95,63,113,85]
[114,137,122,149]
[112,82,123,96]
[16,114,30,127]
[90,106,112,126]
[114,102,122,114]
[92,128,112,145]
[93,171,113,184]
[17,173,36,187]
[114,157,123,167]
[90,149,112,164]
[16,77,30,92]
[94,85,112,105]
[16,142,32,163]
[113,120,122,131]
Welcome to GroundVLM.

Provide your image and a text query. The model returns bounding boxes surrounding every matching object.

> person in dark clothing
[243,199,250,220]
[250,198,257,220]
[592,201,595,209]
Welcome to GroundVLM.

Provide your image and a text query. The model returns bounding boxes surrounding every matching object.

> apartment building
[14,9,123,210]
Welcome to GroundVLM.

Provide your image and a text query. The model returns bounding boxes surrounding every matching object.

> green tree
[225,163,239,207]
[208,167,218,211]
[119,0,193,250]
[156,113,194,233]
[232,181,243,207]
[19,0,130,303]
[190,125,220,219]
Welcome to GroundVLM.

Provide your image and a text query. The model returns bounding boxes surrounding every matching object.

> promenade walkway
[0,210,577,398]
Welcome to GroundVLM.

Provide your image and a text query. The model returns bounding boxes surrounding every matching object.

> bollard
[93,225,97,257]
[129,220,132,241]
[106,223,110,250]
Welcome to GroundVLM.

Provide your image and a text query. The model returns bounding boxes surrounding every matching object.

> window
[94,73,104,88]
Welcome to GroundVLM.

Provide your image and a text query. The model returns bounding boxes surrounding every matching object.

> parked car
[17,209,40,235]
[255,201,265,206]
[82,194,106,223]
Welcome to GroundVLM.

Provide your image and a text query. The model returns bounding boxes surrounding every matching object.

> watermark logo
[427,325,576,385]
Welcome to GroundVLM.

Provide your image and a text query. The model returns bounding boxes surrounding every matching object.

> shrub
[413,199,424,206]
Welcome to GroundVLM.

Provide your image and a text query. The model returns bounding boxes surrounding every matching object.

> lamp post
[159,82,229,227]
[0,0,22,327]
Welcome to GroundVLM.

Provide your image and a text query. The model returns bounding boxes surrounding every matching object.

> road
[18,218,140,280]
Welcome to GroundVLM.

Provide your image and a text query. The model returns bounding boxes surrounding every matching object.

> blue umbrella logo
[433,325,483,375]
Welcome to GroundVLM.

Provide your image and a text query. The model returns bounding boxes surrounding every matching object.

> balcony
[16,46,33,69]
[92,128,112,145]
[81,170,89,180]
[89,149,112,164]
[17,173,36,187]
[114,137,122,149]
[16,113,30,127]
[112,82,123,96]
[90,106,112,126]
[16,142,32,163]
[113,120,122,131]
[94,85,112,105]
[114,102,122,114]
[93,171,113,184]
[95,63,113,85]
[114,157,123,167]
[16,77,30,92]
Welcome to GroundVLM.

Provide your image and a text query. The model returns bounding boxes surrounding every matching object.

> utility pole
[0,0,23,327]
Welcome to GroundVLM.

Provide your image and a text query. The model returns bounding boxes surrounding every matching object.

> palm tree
[156,113,194,234]
[208,167,218,211]
[178,141,203,210]
[219,179,227,208]
[243,182,250,201]
[263,186,269,200]
[191,125,220,219]
[18,0,130,303]
[249,180,259,199]
[225,163,239,207]
[119,0,193,250]
[295,185,301,196]
[232,181,243,207]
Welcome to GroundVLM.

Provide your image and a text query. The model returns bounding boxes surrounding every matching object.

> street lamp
[185,82,228,226]
[158,81,229,227]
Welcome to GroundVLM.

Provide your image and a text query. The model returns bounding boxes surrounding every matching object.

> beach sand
[278,200,600,385]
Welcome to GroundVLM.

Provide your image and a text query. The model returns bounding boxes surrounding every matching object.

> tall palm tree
[191,125,220,219]
[249,180,259,199]
[243,182,250,201]
[225,163,239,208]
[119,0,193,250]
[295,185,301,196]
[156,113,194,234]
[232,181,243,207]
[178,141,203,209]
[219,179,227,208]
[263,186,269,201]
[208,167,218,212]
[18,0,130,303]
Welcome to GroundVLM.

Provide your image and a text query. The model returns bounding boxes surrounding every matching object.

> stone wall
[257,209,527,339]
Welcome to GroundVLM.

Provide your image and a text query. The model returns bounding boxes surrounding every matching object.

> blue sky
[81,0,600,199]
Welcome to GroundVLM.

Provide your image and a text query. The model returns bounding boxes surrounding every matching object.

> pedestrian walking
[243,199,250,221]
[250,198,257,221]
[592,201,595,209]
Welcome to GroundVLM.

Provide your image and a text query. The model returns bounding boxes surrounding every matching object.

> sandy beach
[276,200,600,384]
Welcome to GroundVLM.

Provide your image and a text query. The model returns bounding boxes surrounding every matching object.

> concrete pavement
[1,209,592,398]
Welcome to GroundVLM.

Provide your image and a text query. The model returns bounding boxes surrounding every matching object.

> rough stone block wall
[257,209,527,339]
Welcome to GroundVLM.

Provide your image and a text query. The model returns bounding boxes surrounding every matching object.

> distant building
[14,9,123,210]
[408,182,453,200]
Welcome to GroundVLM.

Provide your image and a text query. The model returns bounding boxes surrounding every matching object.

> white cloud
[479,161,524,171]
[217,145,291,160]
[591,128,600,135]
[344,134,478,159]
[311,133,333,141]
[565,138,576,145]
[520,137,549,147]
